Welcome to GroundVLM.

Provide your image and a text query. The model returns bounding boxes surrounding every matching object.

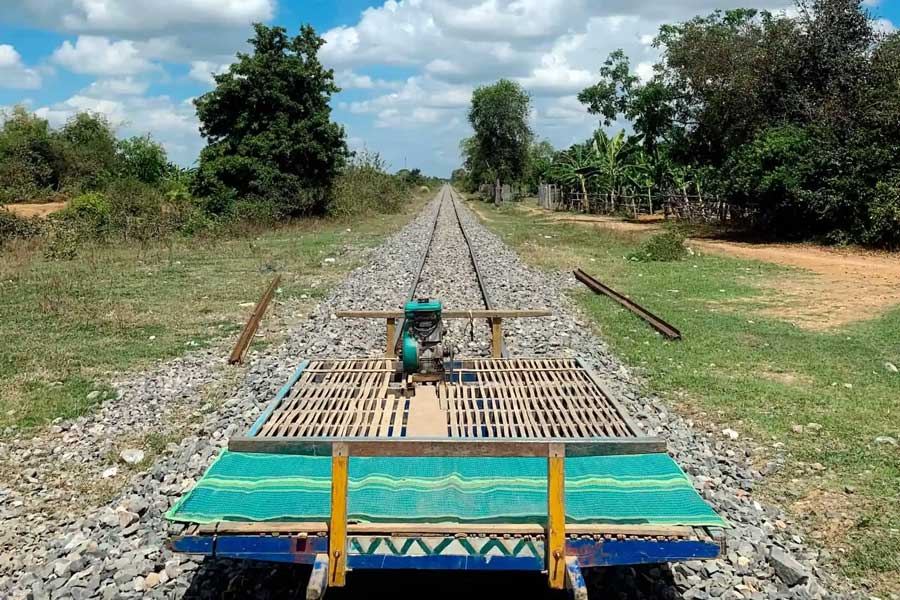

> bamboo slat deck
[440,358,636,439]
[257,359,406,438]
[254,358,641,441]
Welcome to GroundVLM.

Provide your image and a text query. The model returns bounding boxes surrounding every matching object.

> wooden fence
[478,183,528,204]
[537,183,755,225]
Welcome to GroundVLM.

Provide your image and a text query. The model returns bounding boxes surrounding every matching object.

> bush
[328,151,409,218]
[629,230,687,262]
[118,135,169,185]
[56,112,118,193]
[0,209,43,246]
[866,179,900,249]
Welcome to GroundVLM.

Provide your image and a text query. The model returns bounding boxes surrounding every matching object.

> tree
[578,51,675,156]
[655,8,805,162]
[450,168,469,190]
[466,79,532,190]
[523,140,556,192]
[57,112,119,191]
[627,152,657,216]
[117,135,169,185]
[0,107,59,202]
[193,23,348,216]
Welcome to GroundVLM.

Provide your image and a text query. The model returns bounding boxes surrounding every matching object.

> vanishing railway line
[392,185,507,357]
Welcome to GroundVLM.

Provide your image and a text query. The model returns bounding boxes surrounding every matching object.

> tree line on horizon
[455,0,900,248]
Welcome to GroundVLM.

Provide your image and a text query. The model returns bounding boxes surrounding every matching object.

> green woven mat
[166,451,727,528]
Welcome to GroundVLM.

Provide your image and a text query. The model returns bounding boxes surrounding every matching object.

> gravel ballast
[1,187,855,599]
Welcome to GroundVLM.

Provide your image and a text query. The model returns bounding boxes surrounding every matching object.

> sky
[0,1,897,177]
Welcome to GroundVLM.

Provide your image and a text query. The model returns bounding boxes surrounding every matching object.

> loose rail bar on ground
[574,269,682,340]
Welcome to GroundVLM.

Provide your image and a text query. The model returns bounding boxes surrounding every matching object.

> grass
[469,198,900,594]
[0,195,428,434]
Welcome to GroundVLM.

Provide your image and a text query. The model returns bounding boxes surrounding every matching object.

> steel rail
[389,187,447,352]
[390,185,509,357]
[446,185,510,358]
[573,269,682,340]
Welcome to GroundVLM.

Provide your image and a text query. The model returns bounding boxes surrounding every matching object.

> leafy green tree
[459,136,494,191]
[523,140,556,191]
[0,106,59,202]
[117,135,169,186]
[627,152,657,215]
[450,167,472,192]
[466,79,532,188]
[585,0,900,246]
[57,112,119,191]
[656,8,803,162]
[193,23,348,216]
[578,51,675,155]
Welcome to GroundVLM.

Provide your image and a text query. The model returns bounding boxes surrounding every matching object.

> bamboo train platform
[168,357,727,598]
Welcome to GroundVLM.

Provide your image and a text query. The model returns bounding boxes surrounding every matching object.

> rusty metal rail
[573,269,681,340]
[228,274,282,364]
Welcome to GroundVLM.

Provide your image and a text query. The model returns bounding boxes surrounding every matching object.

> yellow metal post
[547,443,566,589]
[329,443,349,587]
[385,318,397,358]
[491,317,503,359]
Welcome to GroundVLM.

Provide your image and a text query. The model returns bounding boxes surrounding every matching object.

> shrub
[56,112,119,193]
[65,192,111,234]
[629,230,687,262]
[117,135,169,185]
[0,209,43,246]
[328,151,409,218]
[866,179,900,249]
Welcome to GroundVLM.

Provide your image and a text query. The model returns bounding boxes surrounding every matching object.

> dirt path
[526,206,900,329]
[3,202,68,218]
[690,239,900,328]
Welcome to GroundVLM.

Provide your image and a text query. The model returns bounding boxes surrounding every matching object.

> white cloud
[83,77,149,96]
[635,62,655,83]
[0,45,43,89]
[431,0,590,42]
[52,36,154,76]
[188,60,231,86]
[873,18,896,35]
[346,76,472,128]
[541,95,592,125]
[335,70,401,91]
[19,0,273,34]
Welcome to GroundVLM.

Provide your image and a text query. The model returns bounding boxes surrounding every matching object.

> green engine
[401,299,445,375]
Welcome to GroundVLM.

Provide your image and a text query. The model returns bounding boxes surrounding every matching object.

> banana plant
[591,130,631,208]
[626,151,656,217]
[549,144,600,211]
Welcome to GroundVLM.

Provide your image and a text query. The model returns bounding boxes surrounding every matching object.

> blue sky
[1,0,896,176]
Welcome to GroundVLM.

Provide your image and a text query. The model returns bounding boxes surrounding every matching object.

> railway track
[392,185,506,357]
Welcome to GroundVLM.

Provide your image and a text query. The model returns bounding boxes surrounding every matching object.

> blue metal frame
[172,534,720,571]
[247,360,309,437]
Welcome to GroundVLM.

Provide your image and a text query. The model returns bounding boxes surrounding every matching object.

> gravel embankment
[1,187,853,599]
